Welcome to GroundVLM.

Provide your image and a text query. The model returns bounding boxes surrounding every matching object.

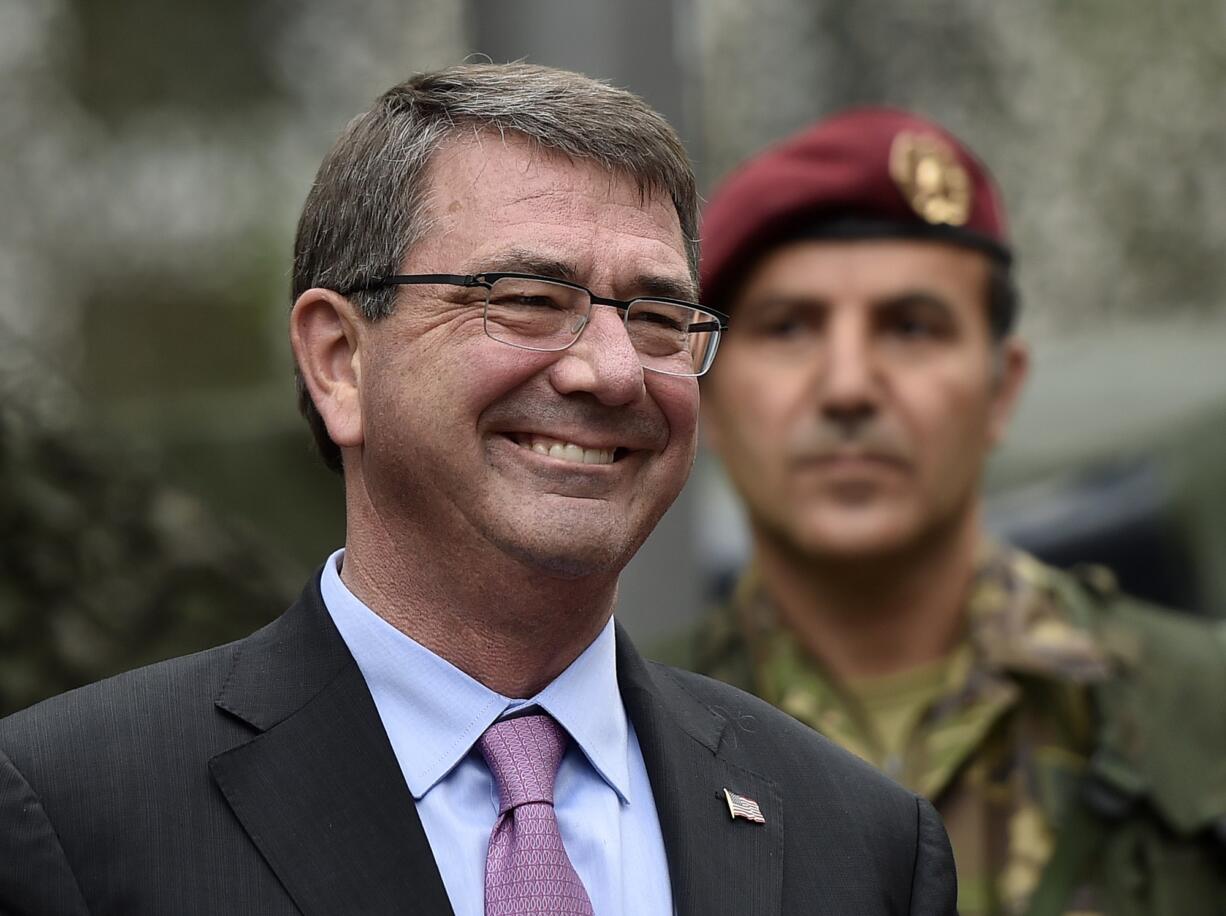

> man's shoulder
[0,630,252,776]
[1038,557,1226,675]
[0,575,327,756]
[642,660,955,913]
[1004,552,1226,766]
[1037,558,1226,835]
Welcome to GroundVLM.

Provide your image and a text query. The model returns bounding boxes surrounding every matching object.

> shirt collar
[320,549,632,804]
[522,608,631,804]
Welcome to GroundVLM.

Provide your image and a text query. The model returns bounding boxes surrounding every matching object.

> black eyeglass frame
[341,272,729,376]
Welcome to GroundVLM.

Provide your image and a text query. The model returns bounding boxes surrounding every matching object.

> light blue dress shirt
[320,549,674,916]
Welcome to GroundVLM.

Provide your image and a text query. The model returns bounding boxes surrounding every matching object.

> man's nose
[548,306,645,405]
[818,321,878,430]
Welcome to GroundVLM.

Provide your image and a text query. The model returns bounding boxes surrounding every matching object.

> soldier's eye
[879,298,955,342]
[889,315,939,338]
[765,318,805,337]
[763,312,823,341]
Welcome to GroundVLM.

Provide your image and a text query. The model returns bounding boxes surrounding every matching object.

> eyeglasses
[343,272,729,377]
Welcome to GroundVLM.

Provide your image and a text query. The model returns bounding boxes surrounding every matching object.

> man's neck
[339,528,618,700]
[754,508,982,684]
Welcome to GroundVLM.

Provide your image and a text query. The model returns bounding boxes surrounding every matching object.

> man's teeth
[521,436,616,465]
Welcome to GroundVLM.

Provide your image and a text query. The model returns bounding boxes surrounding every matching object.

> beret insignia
[889,130,972,226]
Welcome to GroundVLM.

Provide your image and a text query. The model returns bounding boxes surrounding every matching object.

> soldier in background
[686,109,1226,914]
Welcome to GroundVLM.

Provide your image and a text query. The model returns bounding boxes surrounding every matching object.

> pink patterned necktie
[478,713,596,916]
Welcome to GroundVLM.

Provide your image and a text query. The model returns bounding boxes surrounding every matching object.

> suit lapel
[208,576,453,916]
[207,583,783,915]
[618,627,783,916]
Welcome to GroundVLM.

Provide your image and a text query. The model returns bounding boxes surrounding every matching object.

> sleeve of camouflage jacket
[911,796,958,916]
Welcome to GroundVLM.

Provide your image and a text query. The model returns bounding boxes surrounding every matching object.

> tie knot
[478,713,568,813]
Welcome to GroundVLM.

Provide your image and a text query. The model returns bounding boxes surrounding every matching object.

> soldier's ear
[987,336,1029,447]
[290,289,366,453]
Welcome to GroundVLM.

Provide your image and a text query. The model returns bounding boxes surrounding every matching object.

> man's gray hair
[292,62,700,472]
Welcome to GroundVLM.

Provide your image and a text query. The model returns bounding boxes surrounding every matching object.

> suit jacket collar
[210,573,454,916]
[617,623,784,916]
[208,573,782,916]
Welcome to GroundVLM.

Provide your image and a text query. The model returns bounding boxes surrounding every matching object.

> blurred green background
[2,0,1224,714]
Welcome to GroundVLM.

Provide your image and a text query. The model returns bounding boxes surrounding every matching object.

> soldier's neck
[754,507,981,683]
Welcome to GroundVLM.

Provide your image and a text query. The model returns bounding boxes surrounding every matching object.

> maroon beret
[700,107,1010,307]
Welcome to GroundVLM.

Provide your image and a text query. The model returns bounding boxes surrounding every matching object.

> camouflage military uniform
[684,542,1226,915]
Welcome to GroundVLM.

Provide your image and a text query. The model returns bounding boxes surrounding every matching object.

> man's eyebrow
[631,273,699,303]
[744,292,831,312]
[870,289,957,315]
[475,250,581,284]
[474,249,697,302]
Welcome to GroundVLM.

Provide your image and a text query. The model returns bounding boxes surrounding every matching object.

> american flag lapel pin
[723,788,766,824]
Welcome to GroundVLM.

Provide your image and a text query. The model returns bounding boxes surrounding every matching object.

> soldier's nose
[818,323,879,427]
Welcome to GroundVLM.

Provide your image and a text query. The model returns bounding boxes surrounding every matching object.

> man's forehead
[423,130,657,210]
[413,131,692,290]
[742,237,991,299]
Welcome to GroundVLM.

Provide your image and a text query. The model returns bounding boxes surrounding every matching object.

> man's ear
[290,288,365,451]
[987,336,1030,448]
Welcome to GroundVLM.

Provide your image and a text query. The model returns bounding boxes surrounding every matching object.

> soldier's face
[703,238,1027,561]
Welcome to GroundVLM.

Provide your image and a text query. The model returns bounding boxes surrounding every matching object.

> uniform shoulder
[1044,562,1226,834]
[648,660,921,809]
[651,599,755,692]
[1044,561,1226,675]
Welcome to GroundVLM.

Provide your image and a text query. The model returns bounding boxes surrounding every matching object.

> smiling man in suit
[0,64,955,915]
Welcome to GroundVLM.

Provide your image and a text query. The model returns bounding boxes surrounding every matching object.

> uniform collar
[734,540,1113,689]
[965,540,1111,684]
[728,539,1112,798]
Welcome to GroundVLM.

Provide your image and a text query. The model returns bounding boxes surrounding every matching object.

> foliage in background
[0,391,303,715]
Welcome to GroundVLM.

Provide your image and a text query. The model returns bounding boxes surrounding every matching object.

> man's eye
[629,308,685,331]
[491,293,567,310]
[758,315,818,339]
[766,319,801,336]
[886,314,943,339]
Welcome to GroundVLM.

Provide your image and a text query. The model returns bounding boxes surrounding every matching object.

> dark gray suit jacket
[0,574,955,915]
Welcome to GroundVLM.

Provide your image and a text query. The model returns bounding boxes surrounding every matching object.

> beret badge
[889,130,972,227]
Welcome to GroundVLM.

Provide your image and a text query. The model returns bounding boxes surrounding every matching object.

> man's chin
[488,525,638,581]
[785,509,922,562]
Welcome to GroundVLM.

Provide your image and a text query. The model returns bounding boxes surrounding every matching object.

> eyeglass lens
[483,276,719,376]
